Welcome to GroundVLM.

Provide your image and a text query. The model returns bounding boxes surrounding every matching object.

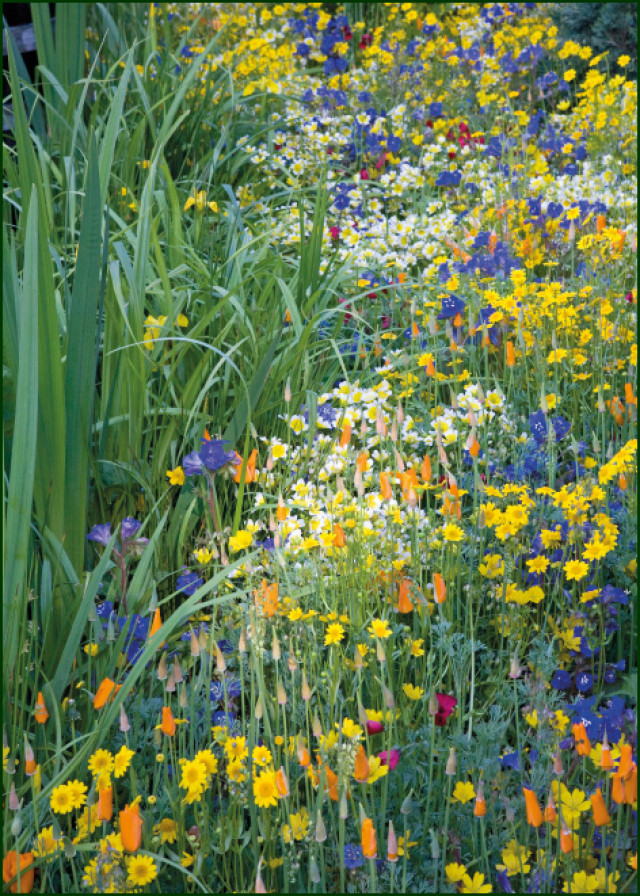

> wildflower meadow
[2,3,637,893]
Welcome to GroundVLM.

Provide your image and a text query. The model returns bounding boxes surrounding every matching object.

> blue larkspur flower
[176,571,203,596]
[87,523,112,547]
[344,844,364,870]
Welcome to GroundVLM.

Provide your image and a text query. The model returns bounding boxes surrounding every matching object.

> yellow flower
[167,466,186,486]
[50,784,74,815]
[153,818,177,844]
[564,560,589,581]
[366,755,389,784]
[88,749,114,778]
[451,781,476,804]
[252,745,273,767]
[253,769,279,808]
[180,852,195,868]
[324,622,345,646]
[225,737,248,761]
[66,780,88,810]
[114,745,135,779]
[526,555,549,574]
[341,718,363,739]
[227,758,247,782]
[618,55,631,67]
[33,826,63,858]
[403,683,424,701]
[446,862,468,883]
[368,618,392,639]
[126,855,157,887]
[282,808,310,843]
[228,530,253,552]
[442,523,464,542]
[460,871,492,893]
[184,190,218,212]
[564,69,576,82]
[83,643,98,657]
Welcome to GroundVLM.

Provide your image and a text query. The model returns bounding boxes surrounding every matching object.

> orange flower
[600,732,614,770]
[332,523,346,548]
[23,740,36,777]
[356,451,369,473]
[149,608,164,645]
[618,743,634,779]
[560,824,573,854]
[297,736,310,768]
[160,706,176,736]
[474,781,486,817]
[425,358,435,376]
[361,817,377,858]
[323,764,339,802]
[276,497,288,522]
[624,767,637,805]
[254,580,278,618]
[421,455,432,482]
[234,449,258,484]
[93,678,121,710]
[97,786,113,822]
[506,341,515,368]
[468,437,480,458]
[3,851,35,894]
[611,771,625,805]
[34,692,49,725]
[523,786,543,828]
[625,382,637,407]
[354,746,370,783]
[380,471,392,500]
[572,722,591,756]
[119,802,142,852]
[397,578,414,614]
[590,788,611,826]
[275,767,289,798]
[433,573,446,605]
[339,422,352,448]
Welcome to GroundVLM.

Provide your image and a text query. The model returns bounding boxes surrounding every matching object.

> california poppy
[474,780,486,817]
[234,449,258,484]
[433,573,446,605]
[397,578,414,614]
[339,422,351,448]
[97,786,113,822]
[254,580,278,618]
[160,706,176,736]
[119,802,142,852]
[34,692,48,725]
[421,454,432,481]
[590,788,611,826]
[572,721,591,756]
[275,767,289,798]
[2,851,35,894]
[523,786,543,828]
[361,817,377,858]
[93,678,121,710]
[354,746,370,783]
[380,471,392,500]
[506,341,515,367]
[332,523,346,548]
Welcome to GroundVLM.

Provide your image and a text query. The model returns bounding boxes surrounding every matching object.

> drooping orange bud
[560,824,573,854]
[553,748,564,776]
[421,454,432,481]
[34,692,49,725]
[150,608,163,644]
[619,473,628,490]
[433,573,446,605]
[544,788,557,823]
[23,740,36,777]
[119,802,142,852]
[572,722,591,756]
[618,743,634,779]
[339,422,352,448]
[397,578,414,614]
[275,767,289,798]
[93,678,121,710]
[160,706,176,736]
[254,580,278,618]
[361,817,377,858]
[411,322,420,338]
[453,312,463,328]
[523,786,543,828]
[590,788,611,826]
[474,780,486,817]
[332,523,346,547]
[354,745,370,783]
[611,772,625,805]
[97,786,113,822]
[203,428,211,441]
[297,735,310,768]
[380,471,392,500]
[506,340,515,368]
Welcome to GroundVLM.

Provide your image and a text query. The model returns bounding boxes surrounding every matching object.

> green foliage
[549,2,637,79]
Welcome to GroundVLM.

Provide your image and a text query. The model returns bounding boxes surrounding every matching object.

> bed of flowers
[2,3,637,894]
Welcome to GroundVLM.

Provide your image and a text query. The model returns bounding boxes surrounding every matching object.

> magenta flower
[435,693,457,727]
[366,720,384,735]
[378,749,400,770]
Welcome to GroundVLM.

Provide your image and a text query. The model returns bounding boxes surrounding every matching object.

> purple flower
[182,451,204,476]
[87,523,112,547]
[551,670,572,690]
[343,844,364,870]
[121,516,142,541]
[176,571,203,596]
[199,438,239,473]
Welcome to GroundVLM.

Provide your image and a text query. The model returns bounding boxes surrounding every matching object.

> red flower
[435,693,457,727]
[366,720,384,735]
[378,749,400,770]
[329,226,341,240]
[359,169,370,180]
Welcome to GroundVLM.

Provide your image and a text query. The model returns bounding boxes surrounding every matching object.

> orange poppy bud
[572,722,591,756]
[93,678,121,710]
[523,786,543,828]
[276,497,288,522]
[149,608,163,643]
[421,454,432,481]
[611,772,625,805]
[354,745,370,783]
[297,736,310,768]
[2,851,35,894]
[474,781,486,817]
[324,764,339,801]
[234,448,258,484]
[625,383,637,407]
[596,213,606,233]
[284,309,292,324]
[453,312,462,328]
[97,786,113,822]
[433,573,446,604]
[160,706,176,736]
[387,820,398,861]
[618,743,634,779]
[23,739,36,777]
[619,473,628,490]
[560,824,573,854]
[600,744,614,771]
[411,322,420,338]
[623,766,637,804]
[339,422,352,448]
[332,523,346,547]
[590,788,611,826]
[506,340,515,368]
[469,437,480,458]
[119,802,142,852]
[397,578,414,614]
[275,767,289,798]
[34,692,49,725]
[380,471,392,500]
[553,748,564,776]
[356,451,369,473]
[425,358,435,376]
[361,817,377,859]
[544,789,557,824]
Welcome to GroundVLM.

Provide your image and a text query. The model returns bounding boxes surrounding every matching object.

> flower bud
[445,747,457,776]
[315,810,327,843]
[215,643,226,673]
[271,631,281,662]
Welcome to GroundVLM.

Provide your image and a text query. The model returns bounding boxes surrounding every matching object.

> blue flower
[87,523,112,547]
[200,438,238,473]
[182,451,204,476]
[551,670,572,690]
[575,671,594,693]
[121,517,142,541]
[176,571,203,596]
[343,844,364,870]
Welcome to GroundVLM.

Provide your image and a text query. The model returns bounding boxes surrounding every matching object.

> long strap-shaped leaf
[3,186,39,686]
[63,135,102,579]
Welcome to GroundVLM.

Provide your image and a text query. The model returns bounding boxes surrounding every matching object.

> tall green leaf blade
[63,135,102,577]
[56,3,87,89]
[3,186,39,685]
